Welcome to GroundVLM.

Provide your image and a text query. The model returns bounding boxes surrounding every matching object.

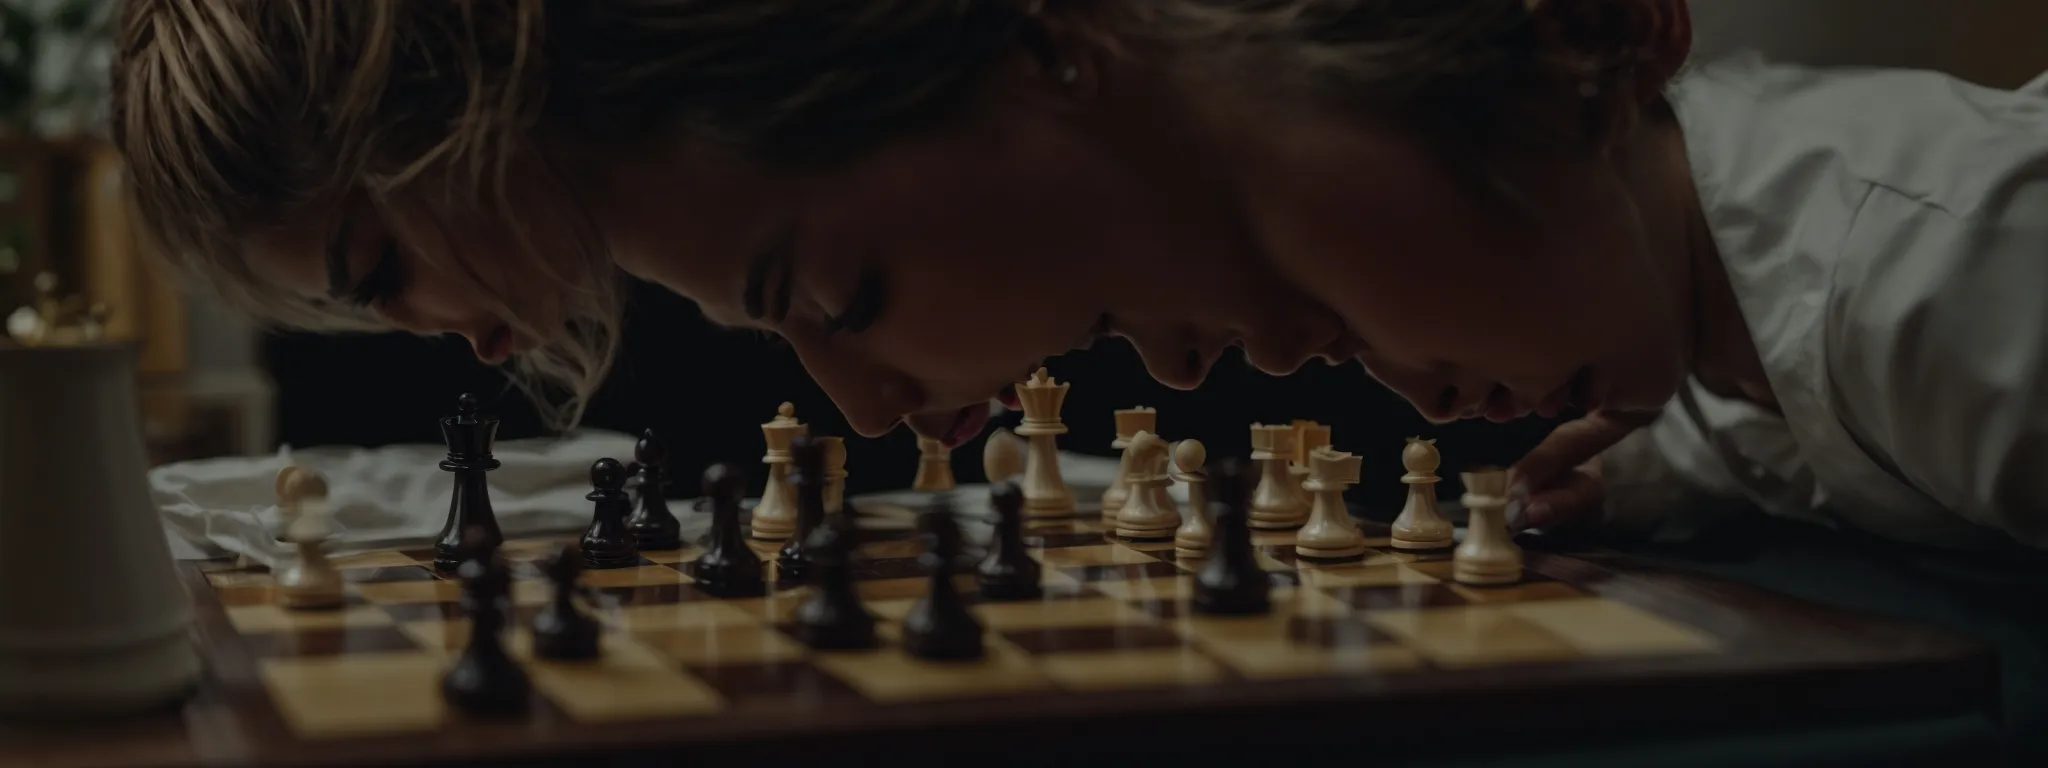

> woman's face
[239,45,1693,447]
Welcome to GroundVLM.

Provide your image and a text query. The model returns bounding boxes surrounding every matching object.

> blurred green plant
[0,0,112,136]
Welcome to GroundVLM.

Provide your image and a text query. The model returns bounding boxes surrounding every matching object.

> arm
[1829,177,2048,548]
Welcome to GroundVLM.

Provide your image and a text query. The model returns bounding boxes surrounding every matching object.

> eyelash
[821,266,884,336]
[347,240,406,309]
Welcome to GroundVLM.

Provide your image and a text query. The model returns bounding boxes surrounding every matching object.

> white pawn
[911,436,955,492]
[1100,406,1156,524]
[1455,467,1523,585]
[1391,437,1455,550]
[274,465,345,610]
[1171,440,1211,560]
[1295,446,1367,560]
[983,427,1026,484]
[1248,424,1308,529]
[1112,432,1179,539]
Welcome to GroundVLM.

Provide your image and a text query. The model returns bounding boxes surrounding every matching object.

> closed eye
[823,265,885,335]
[345,238,406,309]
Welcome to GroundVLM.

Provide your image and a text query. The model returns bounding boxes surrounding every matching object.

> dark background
[261,278,1565,515]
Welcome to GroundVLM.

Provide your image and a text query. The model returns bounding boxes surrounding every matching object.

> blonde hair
[110,0,1661,431]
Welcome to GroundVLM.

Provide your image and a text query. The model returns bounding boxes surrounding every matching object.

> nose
[786,336,925,437]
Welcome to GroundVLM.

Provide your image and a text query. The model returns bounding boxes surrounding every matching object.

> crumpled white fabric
[152,429,1134,568]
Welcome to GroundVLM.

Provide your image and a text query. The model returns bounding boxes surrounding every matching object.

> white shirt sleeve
[1827,176,2048,546]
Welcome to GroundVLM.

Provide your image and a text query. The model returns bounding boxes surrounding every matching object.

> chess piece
[1391,437,1456,551]
[1295,446,1368,560]
[625,429,682,551]
[1455,467,1523,585]
[1145,448,1179,520]
[580,458,641,569]
[982,427,1026,484]
[820,436,849,515]
[911,436,955,492]
[1170,440,1212,560]
[790,514,877,650]
[1099,406,1156,523]
[977,481,1042,600]
[433,394,504,573]
[777,435,828,583]
[1247,423,1308,529]
[901,509,985,659]
[750,403,808,539]
[441,529,530,715]
[532,545,601,661]
[1012,368,1075,519]
[275,466,346,610]
[1289,421,1331,510]
[0,339,201,715]
[1193,458,1270,615]
[1113,432,1180,540]
[693,462,765,596]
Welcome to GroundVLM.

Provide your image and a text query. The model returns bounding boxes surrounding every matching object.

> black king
[435,393,504,573]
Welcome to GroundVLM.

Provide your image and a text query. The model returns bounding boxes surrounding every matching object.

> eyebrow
[742,219,797,323]
[322,217,355,300]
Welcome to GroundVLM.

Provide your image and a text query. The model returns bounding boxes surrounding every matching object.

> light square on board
[1085,574,1194,601]
[635,623,810,666]
[226,604,392,633]
[330,551,427,570]
[811,641,1052,703]
[1199,637,1423,679]
[259,652,448,738]
[1503,598,1719,655]
[207,570,276,589]
[1036,648,1226,690]
[1365,604,1582,668]
[970,596,1154,631]
[355,580,463,605]
[1297,563,1439,589]
[581,565,692,589]
[1450,580,1585,604]
[604,599,764,631]
[638,545,704,565]
[520,636,727,722]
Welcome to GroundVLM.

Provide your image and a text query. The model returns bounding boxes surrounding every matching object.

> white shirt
[1603,52,2048,552]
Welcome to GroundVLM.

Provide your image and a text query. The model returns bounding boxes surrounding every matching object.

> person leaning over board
[108,0,2048,554]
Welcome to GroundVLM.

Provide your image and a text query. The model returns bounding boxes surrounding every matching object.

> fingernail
[1516,501,1549,531]
[1509,479,1529,499]
[1505,497,1528,530]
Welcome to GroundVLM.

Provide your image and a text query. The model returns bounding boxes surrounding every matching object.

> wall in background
[1690,0,2047,87]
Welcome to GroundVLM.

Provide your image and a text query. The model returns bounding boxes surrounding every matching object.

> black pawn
[441,527,530,714]
[901,509,984,660]
[532,545,601,661]
[580,458,640,569]
[1193,457,1270,615]
[977,481,1042,600]
[626,429,682,551]
[691,463,764,596]
[790,514,878,650]
[777,436,827,583]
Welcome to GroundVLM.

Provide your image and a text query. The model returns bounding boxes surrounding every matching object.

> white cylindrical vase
[0,342,201,715]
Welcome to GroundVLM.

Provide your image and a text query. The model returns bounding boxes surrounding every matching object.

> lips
[941,401,992,448]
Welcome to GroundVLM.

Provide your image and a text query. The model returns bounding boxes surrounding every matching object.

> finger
[1511,466,1607,531]
[1508,410,1654,496]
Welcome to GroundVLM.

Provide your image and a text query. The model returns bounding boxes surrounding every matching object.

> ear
[1534,0,1693,99]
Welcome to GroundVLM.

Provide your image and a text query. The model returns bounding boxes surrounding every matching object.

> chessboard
[30,494,1965,767]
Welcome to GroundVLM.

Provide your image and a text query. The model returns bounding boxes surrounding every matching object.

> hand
[1506,410,1656,531]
